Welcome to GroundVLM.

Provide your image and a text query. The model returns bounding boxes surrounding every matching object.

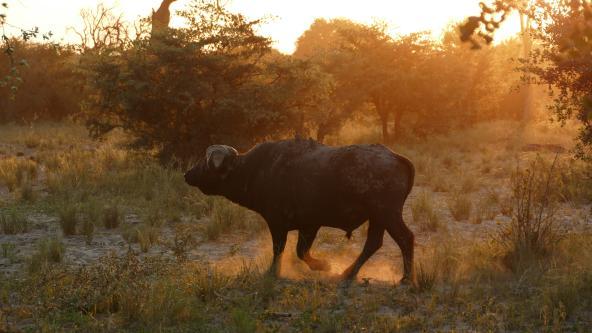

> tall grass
[103,205,121,229]
[0,210,30,234]
[411,191,442,232]
[203,197,265,241]
[58,203,79,236]
[28,237,65,273]
[448,192,472,221]
[0,157,37,192]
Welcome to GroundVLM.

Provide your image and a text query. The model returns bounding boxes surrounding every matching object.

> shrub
[448,193,472,221]
[82,1,309,160]
[0,210,30,234]
[0,41,81,123]
[411,191,441,232]
[496,156,562,271]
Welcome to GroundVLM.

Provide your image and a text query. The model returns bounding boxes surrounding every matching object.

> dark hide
[185,139,416,284]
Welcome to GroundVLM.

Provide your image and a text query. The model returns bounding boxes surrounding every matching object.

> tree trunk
[520,13,533,124]
[316,125,326,143]
[392,110,403,142]
[295,112,306,139]
[380,111,389,144]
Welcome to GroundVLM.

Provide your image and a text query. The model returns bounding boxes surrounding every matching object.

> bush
[82,1,288,160]
[0,41,81,123]
[496,156,562,271]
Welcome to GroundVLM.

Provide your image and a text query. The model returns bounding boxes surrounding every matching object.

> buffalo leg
[341,222,384,280]
[384,210,415,285]
[268,228,287,277]
[297,227,329,271]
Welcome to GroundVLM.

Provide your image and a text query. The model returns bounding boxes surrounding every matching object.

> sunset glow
[6,0,521,53]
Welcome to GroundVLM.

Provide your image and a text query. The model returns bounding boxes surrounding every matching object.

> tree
[527,1,592,159]
[262,51,335,141]
[462,0,592,158]
[83,0,332,160]
[0,41,81,123]
[72,4,130,53]
[1,1,52,95]
[294,18,370,141]
[297,20,435,143]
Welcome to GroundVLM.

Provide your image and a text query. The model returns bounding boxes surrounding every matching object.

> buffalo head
[184,145,239,195]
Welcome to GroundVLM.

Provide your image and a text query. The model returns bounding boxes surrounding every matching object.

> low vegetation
[0,120,590,331]
[58,203,79,236]
[27,237,65,274]
[497,156,563,272]
[0,232,589,332]
[0,210,30,234]
[448,192,472,221]
[411,191,442,232]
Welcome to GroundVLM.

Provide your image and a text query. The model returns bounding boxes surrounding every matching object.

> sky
[4,0,521,53]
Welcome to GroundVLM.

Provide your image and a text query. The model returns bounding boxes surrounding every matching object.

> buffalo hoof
[265,264,282,279]
[336,269,356,284]
[306,258,330,272]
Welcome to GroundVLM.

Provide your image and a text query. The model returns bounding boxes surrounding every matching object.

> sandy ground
[1,136,591,282]
[2,181,590,283]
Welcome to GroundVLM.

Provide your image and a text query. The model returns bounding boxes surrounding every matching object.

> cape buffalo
[184,139,416,284]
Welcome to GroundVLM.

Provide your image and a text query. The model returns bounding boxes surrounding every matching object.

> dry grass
[411,191,442,232]
[0,121,590,332]
[58,203,79,236]
[4,232,588,332]
[0,157,37,192]
[0,210,30,234]
[472,191,500,224]
[122,224,160,252]
[202,197,265,241]
[28,236,65,273]
[102,204,121,229]
[448,192,472,221]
